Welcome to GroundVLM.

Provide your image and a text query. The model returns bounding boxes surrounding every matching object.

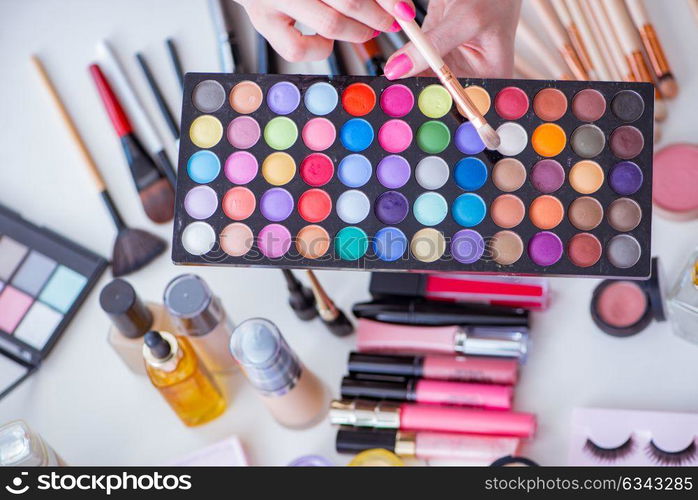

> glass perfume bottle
[143,331,227,426]
[667,250,698,344]
[100,279,176,375]
[0,420,64,466]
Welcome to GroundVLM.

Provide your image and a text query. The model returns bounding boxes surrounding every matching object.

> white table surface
[1,0,698,466]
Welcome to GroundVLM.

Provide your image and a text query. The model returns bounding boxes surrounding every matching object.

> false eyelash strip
[583,437,635,463]
[645,440,698,466]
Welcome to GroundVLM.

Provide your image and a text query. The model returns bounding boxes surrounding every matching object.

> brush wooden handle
[31,55,107,192]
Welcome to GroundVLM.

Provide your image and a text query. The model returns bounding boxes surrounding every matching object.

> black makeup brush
[89,63,175,224]
[32,56,166,277]
[306,270,354,337]
[282,269,318,321]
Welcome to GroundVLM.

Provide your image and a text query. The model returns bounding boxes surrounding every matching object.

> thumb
[384,24,468,80]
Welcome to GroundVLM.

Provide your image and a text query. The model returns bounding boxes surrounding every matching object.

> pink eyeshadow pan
[380,84,414,117]
[302,118,336,151]
[257,224,292,258]
[225,151,258,185]
[227,116,261,149]
[0,286,33,333]
[378,120,413,154]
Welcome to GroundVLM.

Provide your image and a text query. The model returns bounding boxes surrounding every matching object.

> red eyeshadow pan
[298,189,332,222]
[300,154,334,187]
[494,87,529,120]
[342,83,376,116]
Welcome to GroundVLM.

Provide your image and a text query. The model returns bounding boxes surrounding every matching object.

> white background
[0,0,697,466]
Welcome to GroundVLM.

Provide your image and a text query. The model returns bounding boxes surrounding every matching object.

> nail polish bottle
[0,420,64,465]
[667,249,698,344]
[100,278,175,375]
[230,318,328,429]
[164,274,237,374]
[143,331,226,427]
[282,269,318,321]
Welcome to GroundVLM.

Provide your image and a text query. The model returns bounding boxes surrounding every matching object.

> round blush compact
[590,258,665,337]
[653,143,698,220]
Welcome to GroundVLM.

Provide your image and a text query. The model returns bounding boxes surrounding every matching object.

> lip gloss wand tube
[348,352,519,385]
[336,427,520,464]
[341,377,514,410]
[356,319,530,361]
[330,399,536,438]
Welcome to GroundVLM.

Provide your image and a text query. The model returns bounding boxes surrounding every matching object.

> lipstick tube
[330,399,536,438]
[348,352,519,385]
[341,376,513,410]
[336,427,520,463]
[356,319,529,360]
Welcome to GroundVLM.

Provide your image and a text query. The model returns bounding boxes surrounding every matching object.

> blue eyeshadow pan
[39,266,88,314]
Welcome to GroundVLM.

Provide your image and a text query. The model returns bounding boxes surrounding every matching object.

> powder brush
[32,56,166,276]
[394,18,500,150]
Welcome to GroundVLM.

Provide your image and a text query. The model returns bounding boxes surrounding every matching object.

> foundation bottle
[164,274,236,374]
[230,318,328,429]
[143,331,226,427]
[100,278,175,375]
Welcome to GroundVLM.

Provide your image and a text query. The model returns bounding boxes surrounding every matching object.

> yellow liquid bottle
[143,331,226,427]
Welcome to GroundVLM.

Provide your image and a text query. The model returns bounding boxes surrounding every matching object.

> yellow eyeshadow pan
[173,74,654,278]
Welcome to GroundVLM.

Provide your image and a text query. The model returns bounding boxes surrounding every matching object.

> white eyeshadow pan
[14,302,63,350]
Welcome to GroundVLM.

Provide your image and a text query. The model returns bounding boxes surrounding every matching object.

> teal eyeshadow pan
[0,205,107,400]
[173,73,655,279]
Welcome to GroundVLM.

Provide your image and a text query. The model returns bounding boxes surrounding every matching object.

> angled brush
[32,55,166,276]
[89,63,174,224]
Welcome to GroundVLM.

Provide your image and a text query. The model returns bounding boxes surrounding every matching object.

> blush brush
[395,17,500,150]
[89,63,174,224]
[32,56,166,277]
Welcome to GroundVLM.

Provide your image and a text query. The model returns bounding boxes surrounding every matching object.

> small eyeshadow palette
[0,205,107,399]
[172,73,654,278]
[570,408,698,466]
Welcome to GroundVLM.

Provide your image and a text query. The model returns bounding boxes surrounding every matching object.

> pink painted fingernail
[384,53,413,80]
[389,20,402,32]
[395,2,416,21]
[372,29,381,38]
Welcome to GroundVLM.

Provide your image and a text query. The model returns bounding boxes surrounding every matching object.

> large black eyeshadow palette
[172,72,654,278]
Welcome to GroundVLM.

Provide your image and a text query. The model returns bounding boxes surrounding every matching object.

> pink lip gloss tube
[336,427,520,463]
[341,376,513,410]
[356,319,529,360]
[330,399,536,438]
[348,352,519,385]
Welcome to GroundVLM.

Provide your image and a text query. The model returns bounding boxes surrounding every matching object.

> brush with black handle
[32,56,166,277]
[89,63,174,224]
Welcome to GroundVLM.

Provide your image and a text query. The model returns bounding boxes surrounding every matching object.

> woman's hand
[385,0,522,79]
[235,0,417,62]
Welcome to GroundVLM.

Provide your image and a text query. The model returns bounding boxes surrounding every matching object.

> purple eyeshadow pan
[259,188,294,222]
[451,229,485,264]
[267,81,301,115]
[376,155,411,189]
[528,231,563,267]
[609,161,643,196]
[454,122,486,155]
[531,160,565,194]
[375,191,409,225]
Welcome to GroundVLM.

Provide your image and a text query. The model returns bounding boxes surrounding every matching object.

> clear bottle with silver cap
[164,274,236,374]
[230,318,328,429]
[0,420,64,466]
[667,249,698,344]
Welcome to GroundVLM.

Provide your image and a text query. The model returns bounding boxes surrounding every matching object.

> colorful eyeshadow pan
[300,153,334,187]
[377,155,411,189]
[0,287,33,332]
[12,252,56,296]
[302,118,336,151]
[378,120,412,153]
[342,83,376,116]
[0,237,28,281]
[38,266,87,314]
[225,152,258,185]
[375,191,409,225]
[174,74,654,278]
[454,157,487,191]
[418,85,452,119]
[296,225,330,259]
[495,87,529,120]
[14,301,63,350]
[380,84,414,117]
